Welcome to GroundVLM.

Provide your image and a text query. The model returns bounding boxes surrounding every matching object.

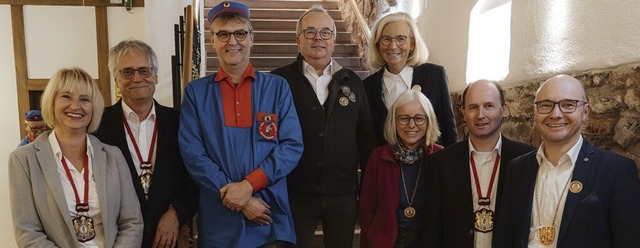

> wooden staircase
[203,0,368,78]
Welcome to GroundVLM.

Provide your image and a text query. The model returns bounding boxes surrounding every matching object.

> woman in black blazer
[363,12,458,146]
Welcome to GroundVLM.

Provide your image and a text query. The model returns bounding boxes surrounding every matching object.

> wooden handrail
[348,0,371,41]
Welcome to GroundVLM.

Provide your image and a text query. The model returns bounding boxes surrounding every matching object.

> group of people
[8,1,640,248]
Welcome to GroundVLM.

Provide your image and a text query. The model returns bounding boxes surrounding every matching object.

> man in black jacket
[423,80,534,248]
[271,4,376,248]
[95,39,198,248]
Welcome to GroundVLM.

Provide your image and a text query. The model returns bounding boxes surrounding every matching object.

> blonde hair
[383,90,440,146]
[367,12,429,69]
[41,67,104,133]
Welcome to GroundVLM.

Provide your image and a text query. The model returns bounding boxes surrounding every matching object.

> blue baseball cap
[25,110,42,121]
[208,1,250,22]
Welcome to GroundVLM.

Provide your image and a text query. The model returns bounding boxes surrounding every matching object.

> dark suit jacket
[363,63,458,147]
[94,100,198,247]
[271,55,377,196]
[423,136,534,247]
[493,140,640,248]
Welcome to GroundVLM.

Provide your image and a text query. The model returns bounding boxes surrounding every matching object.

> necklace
[399,160,422,218]
[470,153,500,233]
[61,154,96,242]
[534,165,573,246]
[122,112,158,199]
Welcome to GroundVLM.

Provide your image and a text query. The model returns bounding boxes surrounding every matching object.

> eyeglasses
[27,125,47,132]
[379,35,409,46]
[534,100,587,114]
[301,28,334,40]
[119,67,154,79]
[397,115,427,125]
[214,30,251,42]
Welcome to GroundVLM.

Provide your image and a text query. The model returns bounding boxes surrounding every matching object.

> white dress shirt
[528,136,583,248]
[122,101,157,176]
[303,60,334,105]
[382,66,414,109]
[49,130,104,248]
[469,135,502,248]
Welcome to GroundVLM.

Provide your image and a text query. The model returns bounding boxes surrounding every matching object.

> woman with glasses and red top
[359,90,443,248]
[363,12,458,148]
[8,67,142,247]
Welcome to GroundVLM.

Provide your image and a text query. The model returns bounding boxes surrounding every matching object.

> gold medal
[473,208,494,232]
[73,215,96,242]
[569,181,582,193]
[538,226,555,246]
[339,97,349,106]
[404,206,416,218]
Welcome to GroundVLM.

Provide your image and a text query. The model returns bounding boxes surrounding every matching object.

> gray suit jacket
[8,131,143,248]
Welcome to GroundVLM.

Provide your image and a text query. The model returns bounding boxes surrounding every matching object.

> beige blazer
[8,132,143,248]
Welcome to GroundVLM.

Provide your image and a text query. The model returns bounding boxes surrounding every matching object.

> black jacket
[94,100,198,247]
[363,63,458,146]
[423,136,534,247]
[272,55,377,196]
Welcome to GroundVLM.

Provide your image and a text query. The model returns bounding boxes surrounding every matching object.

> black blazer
[423,136,534,248]
[493,140,640,248]
[363,63,458,147]
[94,100,198,247]
[272,55,377,196]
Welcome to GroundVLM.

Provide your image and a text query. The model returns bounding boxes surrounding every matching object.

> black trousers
[288,194,357,248]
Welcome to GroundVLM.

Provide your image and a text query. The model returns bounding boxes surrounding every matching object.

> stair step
[237,44,356,56]
[205,31,353,43]
[204,19,348,32]
[204,8,343,21]
[207,56,362,68]
[205,0,339,10]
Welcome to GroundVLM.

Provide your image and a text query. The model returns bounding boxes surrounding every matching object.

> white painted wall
[0,6,20,247]
[420,0,476,92]
[506,0,640,84]
[420,0,640,91]
[0,1,194,245]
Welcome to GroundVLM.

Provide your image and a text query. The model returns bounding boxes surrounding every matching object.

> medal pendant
[538,226,555,246]
[140,172,153,197]
[72,215,96,242]
[473,208,494,232]
[403,206,416,218]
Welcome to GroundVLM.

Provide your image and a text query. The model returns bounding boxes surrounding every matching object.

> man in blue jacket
[178,1,303,247]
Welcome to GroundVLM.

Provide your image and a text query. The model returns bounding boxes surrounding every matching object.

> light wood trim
[182,4,194,90]
[95,6,111,105]
[12,5,29,138]
[26,79,48,91]
[0,0,145,7]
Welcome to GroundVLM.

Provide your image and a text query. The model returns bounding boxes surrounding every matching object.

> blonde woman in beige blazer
[8,67,142,247]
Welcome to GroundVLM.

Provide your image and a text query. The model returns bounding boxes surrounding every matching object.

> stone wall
[452,64,640,168]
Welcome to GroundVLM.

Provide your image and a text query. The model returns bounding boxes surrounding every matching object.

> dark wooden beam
[0,0,144,7]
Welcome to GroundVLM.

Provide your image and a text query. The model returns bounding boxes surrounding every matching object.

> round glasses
[119,67,154,79]
[379,35,409,46]
[534,100,587,114]
[27,125,48,132]
[397,115,427,125]
[301,28,334,40]
[214,30,251,42]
